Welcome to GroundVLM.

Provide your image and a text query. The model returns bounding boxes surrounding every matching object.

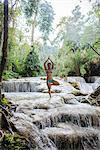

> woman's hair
[47,62,51,65]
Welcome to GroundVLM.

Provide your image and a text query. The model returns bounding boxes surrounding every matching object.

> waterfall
[2,77,100,150]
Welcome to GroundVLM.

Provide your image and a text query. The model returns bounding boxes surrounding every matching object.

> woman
[44,57,59,98]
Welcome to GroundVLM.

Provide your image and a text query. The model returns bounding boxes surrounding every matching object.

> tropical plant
[23,45,43,77]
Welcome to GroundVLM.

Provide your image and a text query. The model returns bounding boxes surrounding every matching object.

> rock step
[2,79,75,93]
[4,92,100,129]
[2,77,99,95]
[32,107,100,129]
[42,123,100,150]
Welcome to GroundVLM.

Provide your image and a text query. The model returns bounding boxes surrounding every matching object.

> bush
[54,41,99,77]
[23,46,43,77]
[2,71,19,80]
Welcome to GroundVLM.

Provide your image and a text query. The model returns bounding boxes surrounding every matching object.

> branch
[87,43,100,56]
[0,130,4,141]
[11,0,19,9]
[9,0,19,22]
[1,111,14,134]
[0,105,12,116]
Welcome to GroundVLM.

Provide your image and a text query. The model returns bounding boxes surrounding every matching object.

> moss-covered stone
[1,97,10,106]
[72,90,87,96]
[2,132,29,150]
[0,95,30,150]
[69,82,80,89]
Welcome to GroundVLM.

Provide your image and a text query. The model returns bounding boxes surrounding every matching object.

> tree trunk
[74,58,81,76]
[0,27,4,53]
[76,65,81,76]
[31,14,37,44]
[0,0,8,101]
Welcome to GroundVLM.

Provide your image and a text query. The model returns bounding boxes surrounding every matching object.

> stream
[2,77,100,150]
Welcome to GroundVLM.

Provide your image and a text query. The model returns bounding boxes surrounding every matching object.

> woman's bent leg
[52,80,60,86]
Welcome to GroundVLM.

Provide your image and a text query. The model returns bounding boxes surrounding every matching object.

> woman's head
[47,62,51,69]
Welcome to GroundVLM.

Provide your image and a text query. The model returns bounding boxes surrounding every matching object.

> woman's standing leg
[47,82,51,98]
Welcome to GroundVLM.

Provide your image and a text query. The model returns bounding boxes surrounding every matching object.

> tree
[24,46,42,77]
[7,0,21,70]
[21,0,54,44]
[21,0,40,43]
[0,2,4,52]
[38,1,54,43]
[0,0,8,100]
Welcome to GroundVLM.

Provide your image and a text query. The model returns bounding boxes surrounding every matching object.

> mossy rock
[69,82,80,90]
[2,132,29,150]
[0,94,12,109]
[40,77,46,80]
[72,90,87,96]
[34,104,50,109]
[81,97,99,106]
[1,97,10,106]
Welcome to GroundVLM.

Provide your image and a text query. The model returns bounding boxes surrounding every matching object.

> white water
[2,77,100,150]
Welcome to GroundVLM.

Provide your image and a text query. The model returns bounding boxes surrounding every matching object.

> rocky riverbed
[2,77,100,150]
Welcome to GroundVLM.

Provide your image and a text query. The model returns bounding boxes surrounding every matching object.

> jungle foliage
[0,0,100,80]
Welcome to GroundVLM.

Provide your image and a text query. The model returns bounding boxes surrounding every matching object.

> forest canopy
[0,0,100,80]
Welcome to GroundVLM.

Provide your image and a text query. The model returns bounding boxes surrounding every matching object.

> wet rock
[95,78,100,84]
[10,118,57,150]
[2,77,100,150]
[68,82,80,89]
[46,82,75,94]
[12,112,33,122]
[42,123,100,150]
[92,83,100,91]
[65,98,80,104]
[2,77,77,94]
[87,86,100,106]
[78,83,94,95]
[42,89,61,93]
[4,92,100,128]
[60,93,75,103]
[66,77,86,83]
[87,76,100,83]
[72,89,88,96]
[90,86,100,98]
[2,77,44,92]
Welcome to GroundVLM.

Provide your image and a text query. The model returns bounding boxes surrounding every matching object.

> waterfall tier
[2,77,100,150]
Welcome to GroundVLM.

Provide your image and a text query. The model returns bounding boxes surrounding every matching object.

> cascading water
[2,77,100,150]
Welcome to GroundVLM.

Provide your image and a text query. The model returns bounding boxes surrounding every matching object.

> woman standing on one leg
[44,58,59,98]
